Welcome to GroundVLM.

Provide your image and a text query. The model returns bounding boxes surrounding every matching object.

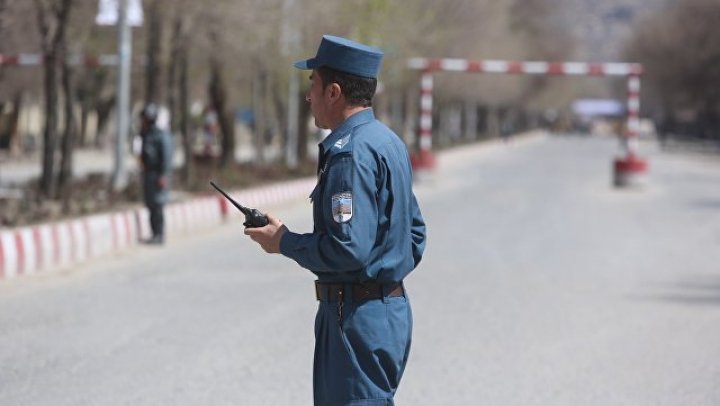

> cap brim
[293,58,317,70]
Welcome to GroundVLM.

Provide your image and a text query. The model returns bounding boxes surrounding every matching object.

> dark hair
[316,66,377,107]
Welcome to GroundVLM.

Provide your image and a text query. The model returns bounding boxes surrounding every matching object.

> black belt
[315,281,405,302]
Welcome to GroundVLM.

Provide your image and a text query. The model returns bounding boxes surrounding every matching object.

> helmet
[140,103,159,123]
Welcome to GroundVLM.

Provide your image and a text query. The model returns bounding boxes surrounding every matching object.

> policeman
[245,35,427,405]
[139,103,173,245]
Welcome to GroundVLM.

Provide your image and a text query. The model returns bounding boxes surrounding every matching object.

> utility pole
[111,0,132,191]
[281,0,300,169]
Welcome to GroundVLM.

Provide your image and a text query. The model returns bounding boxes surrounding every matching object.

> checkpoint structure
[407,57,648,187]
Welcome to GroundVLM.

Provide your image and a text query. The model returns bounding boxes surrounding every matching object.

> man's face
[306,70,331,129]
[140,116,151,135]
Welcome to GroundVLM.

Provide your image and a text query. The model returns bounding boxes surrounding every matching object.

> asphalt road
[1,134,719,405]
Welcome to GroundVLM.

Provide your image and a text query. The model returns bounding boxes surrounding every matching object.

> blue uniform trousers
[147,202,164,239]
[313,291,412,405]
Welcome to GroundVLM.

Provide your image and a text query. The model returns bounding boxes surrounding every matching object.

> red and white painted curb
[0,178,316,281]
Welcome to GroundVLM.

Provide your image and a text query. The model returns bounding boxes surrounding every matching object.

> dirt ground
[0,158,316,228]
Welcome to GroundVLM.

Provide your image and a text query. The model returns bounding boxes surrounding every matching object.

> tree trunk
[167,13,195,186]
[35,0,73,199]
[487,106,500,139]
[40,51,60,198]
[703,96,719,140]
[171,15,193,185]
[7,91,23,156]
[297,90,310,163]
[0,0,8,152]
[464,100,478,142]
[79,102,89,147]
[166,21,178,132]
[57,58,77,204]
[209,58,234,168]
[94,95,115,148]
[179,46,191,182]
[272,80,288,163]
[0,0,7,83]
[252,69,267,165]
[389,90,403,136]
[404,87,418,149]
[144,0,162,104]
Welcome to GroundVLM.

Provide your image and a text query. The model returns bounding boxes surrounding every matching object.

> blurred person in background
[139,103,173,245]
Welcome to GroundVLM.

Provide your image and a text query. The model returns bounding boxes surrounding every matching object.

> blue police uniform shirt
[280,109,426,284]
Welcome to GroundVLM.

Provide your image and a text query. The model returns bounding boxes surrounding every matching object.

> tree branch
[33,0,51,50]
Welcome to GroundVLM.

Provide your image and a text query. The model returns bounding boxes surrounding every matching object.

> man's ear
[327,83,343,103]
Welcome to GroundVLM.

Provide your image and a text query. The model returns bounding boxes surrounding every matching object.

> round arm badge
[331,191,353,223]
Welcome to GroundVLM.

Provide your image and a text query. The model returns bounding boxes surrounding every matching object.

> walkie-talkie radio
[210,181,269,228]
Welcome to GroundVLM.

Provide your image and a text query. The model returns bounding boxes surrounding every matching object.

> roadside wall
[0,178,316,281]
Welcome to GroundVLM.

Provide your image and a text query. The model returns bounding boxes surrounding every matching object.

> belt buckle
[314,281,322,301]
[357,282,373,301]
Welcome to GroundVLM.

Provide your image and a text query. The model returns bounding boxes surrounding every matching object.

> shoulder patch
[334,135,351,150]
[331,192,353,223]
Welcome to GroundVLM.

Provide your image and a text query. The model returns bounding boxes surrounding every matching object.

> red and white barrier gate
[407,58,648,186]
[0,53,120,67]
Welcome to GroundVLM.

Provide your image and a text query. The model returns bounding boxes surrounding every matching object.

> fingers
[244,227,259,237]
[265,212,283,228]
[243,213,280,235]
[242,213,285,254]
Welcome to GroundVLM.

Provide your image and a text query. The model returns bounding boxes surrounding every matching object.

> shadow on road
[630,275,720,307]
[690,198,720,210]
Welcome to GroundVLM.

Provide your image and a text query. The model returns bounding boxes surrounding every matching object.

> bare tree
[167,12,192,185]
[56,51,77,202]
[207,33,235,168]
[625,0,720,138]
[1,0,596,195]
[34,0,73,199]
[75,67,110,147]
[508,0,575,108]
[0,0,7,83]
[54,0,95,201]
[0,0,24,156]
[144,0,162,104]
[0,0,41,155]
